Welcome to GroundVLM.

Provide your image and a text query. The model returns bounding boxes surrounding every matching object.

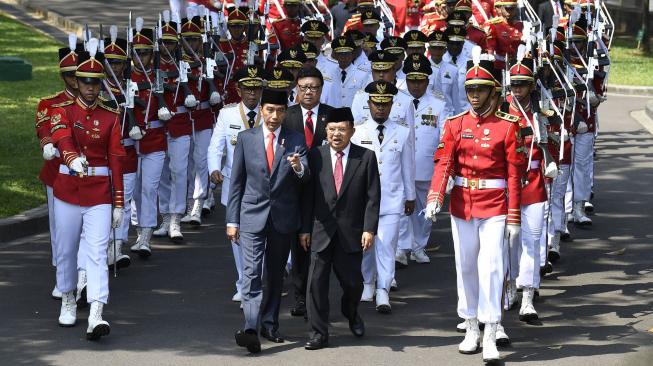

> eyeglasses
[241,88,261,94]
[298,85,321,92]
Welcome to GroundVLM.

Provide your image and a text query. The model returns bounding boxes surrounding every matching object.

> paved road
[1,95,652,366]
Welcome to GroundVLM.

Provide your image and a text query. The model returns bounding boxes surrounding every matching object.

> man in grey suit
[300,107,381,350]
[226,89,310,354]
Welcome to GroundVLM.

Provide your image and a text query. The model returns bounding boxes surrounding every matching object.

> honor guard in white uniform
[396,54,447,267]
[323,35,368,108]
[351,50,412,127]
[444,25,472,114]
[345,29,371,71]
[351,80,416,314]
[427,29,459,118]
[207,65,265,303]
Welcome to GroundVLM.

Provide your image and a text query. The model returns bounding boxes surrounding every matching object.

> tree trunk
[643,0,651,54]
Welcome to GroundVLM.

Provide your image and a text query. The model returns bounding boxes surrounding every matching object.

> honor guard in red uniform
[485,1,523,69]
[419,1,448,35]
[270,0,302,50]
[102,27,133,269]
[425,50,523,362]
[48,39,125,340]
[154,11,193,241]
[177,11,218,226]
[219,7,251,104]
[129,19,172,257]
[35,34,79,300]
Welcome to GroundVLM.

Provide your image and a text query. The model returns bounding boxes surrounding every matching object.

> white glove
[544,162,559,179]
[42,143,57,160]
[504,223,521,241]
[157,107,173,121]
[445,176,455,194]
[69,157,86,174]
[112,207,123,228]
[588,91,601,108]
[209,91,222,106]
[576,121,589,134]
[184,94,199,108]
[424,202,441,223]
[129,126,145,140]
[562,128,570,141]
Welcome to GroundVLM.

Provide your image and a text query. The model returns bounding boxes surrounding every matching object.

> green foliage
[0,13,62,217]
[608,38,653,87]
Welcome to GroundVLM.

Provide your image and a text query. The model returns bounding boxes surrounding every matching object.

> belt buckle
[90,167,95,176]
[479,179,486,189]
[469,178,477,190]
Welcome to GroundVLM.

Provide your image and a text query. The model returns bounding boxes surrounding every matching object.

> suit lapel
[337,146,360,199]
[314,105,328,148]
[271,127,286,174]
[320,146,337,200]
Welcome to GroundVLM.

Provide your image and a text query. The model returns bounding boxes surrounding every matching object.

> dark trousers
[306,233,363,337]
[290,237,310,303]
[240,220,293,332]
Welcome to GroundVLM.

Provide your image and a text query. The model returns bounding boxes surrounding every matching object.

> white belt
[176,106,188,113]
[455,176,506,190]
[198,101,211,110]
[60,164,109,176]
[122,138,135,147]
[529,160,541,170]
[147,120,164,129]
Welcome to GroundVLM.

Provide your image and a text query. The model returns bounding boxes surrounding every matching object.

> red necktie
[334,151,344,195]
[266,132,275,172]
[304,110,314,148]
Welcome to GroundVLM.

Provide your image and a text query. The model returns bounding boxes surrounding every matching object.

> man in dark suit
[226,89,310,353]
[300,107,381,350]
[283,66,334,317]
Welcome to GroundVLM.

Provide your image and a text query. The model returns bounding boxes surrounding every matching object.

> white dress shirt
[262,124,304,176]
[330,143,351,173]
[300,104,320,133]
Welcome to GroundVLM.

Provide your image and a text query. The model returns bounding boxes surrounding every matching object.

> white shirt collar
[301,104,320,118]
[330,143,351,157]
[242,103,258,116]
[262,123,282,139]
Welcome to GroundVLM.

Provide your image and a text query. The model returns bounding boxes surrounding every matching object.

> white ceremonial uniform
[323,63,368,108]
[429,58,458,118]
[207,102,261,294]
[397,93,447,254]
[132,149,166,229]
[352,88,413,127]
[545,163,571,262]
[353,52,371,71]
[453,63,470,114]
[573,131,594,202]
[187,127,213,202]
[351,118,416,292]
[442,50,469,71]
[158,129,192,216]
[117,171,137,242]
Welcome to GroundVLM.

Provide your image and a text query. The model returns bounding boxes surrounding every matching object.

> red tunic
[219,38,249,105]
[509,101,547,205]
[271,17,302,50]
[132,69,166,154]
[485,17,523,69]
[49,98,126,207]
[35,89,75,187]
[103,82,138,175]
[428,108,524,225]
[161,58,193,137]
[185,56,215,132]
[419,11,447,35]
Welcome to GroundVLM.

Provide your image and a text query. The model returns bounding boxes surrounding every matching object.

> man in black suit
[300,107,381,350]
[283,66,334,317]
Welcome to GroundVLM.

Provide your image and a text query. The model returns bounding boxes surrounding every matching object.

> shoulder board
[98,95,109,102]
[222,103,238,109]
[495,110,520,122]
[325,57,338,64]
[487,17,505,25]
[51,100,74,108]
[99,102,120,114]
[356,65,368,72]
[446,110,469,120]
[40,91,64,101]
[429,90,445,100]
[354,89,367,95]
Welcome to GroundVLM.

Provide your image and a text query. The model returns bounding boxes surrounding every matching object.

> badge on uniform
[229,124,242,130]
[230,135,238,145]
[361,140,373,145]
[93,120,100,126]
[437,142,445,149]
[462,133,474,139]
[481,143,490,148]
[74,121,84,130]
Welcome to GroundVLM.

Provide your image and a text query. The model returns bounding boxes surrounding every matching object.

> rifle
[123,12,139,137]
[202,7,222,106]
[246,1,260,65]
[375,0,395,37]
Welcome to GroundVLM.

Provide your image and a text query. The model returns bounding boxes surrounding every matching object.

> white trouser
[54,198,110,303]
[112,172,136,242]
[362,213,400,291]
[133,150,165,228]
[573,132,594,202]
[510,202,544,289]
[169,0,188,18]
[46,185,57,267]
[451,215,506,323]
[398,181,432,252]
[187,129,212,201]
[549,164,571,233]
[160,135,191,214]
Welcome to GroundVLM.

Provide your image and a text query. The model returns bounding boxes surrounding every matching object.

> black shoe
[305,333,328,350]
[560,232,572,242]
[76,286,88,309]
[545,261,553,274]
[291,301,306,317]
[348,314,365,337]
[548,250,560,263]
[235,329,261,353]
[260,328,285,343]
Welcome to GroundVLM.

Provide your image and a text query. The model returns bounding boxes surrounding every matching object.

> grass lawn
[608,38,653,86]
[0,13,62,218]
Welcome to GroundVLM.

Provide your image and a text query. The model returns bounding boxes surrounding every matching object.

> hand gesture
[299,233,311,252]
[287,153,302,173]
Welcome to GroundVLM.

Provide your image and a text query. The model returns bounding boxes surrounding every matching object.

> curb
[608,84,653,97]
[0,204,50,244]
[0,0,83,36]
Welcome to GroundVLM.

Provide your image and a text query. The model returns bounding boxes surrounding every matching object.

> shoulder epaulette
[487,17,505,25]
[446,110,469,120]
[223,102,238,109]
[98,95,109,102]
[99,102,120,114]
[51,100,74,108]
[429,90,445,100]
[356,64,368,72]
[495,110,520,122]
[40,91,64,101]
